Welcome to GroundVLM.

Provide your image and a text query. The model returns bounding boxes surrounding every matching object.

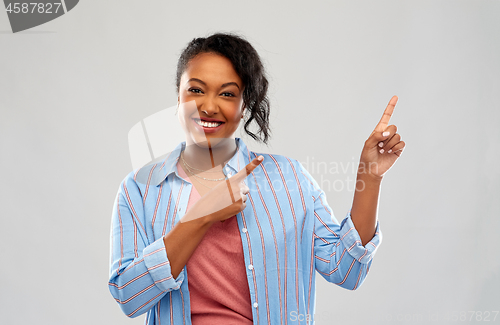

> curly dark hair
[175,32,271,144]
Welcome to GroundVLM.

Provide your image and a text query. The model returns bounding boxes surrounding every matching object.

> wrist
[181,209,215,228]
[356,170,383,186]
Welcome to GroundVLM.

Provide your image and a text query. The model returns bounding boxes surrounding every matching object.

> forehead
[182,52,242,86]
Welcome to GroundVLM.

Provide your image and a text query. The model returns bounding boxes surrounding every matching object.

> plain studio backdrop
[1,0,499,324]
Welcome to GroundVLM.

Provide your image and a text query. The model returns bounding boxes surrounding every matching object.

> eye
[221,92,235,97]
[188,88,203,94]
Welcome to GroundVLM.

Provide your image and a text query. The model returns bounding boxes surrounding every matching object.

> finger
[375,96,398,132]
[388,141,405,156]
[225,176,251,207]
[380,133,401,154]
[367,124,397,147]
[240,183,250,195]
[233,156,264,181]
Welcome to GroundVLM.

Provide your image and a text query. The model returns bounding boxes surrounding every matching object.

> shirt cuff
[143,237,184,292]
[338,212,382,264]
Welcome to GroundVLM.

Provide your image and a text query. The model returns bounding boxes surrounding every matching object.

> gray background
[1,0,499,324]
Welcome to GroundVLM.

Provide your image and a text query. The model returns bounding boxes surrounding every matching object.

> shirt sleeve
[108,173,184,318]
[298,161,382,290]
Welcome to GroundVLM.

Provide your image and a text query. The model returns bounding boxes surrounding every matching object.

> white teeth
[195,119,222,128]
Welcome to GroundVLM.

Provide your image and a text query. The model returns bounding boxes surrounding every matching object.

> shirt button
[253,302,258,308]
[248,264,254,270]
[242,228,248,233]
[178,207,182,211]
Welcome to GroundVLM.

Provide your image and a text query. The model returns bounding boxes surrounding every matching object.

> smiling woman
[177,52,247,169]
[175,34,271,145]
[109,32,404,325]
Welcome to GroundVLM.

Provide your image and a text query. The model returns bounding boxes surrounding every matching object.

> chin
[189,135,233,149]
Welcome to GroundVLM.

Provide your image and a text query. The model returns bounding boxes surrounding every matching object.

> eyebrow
[186,78,240,90]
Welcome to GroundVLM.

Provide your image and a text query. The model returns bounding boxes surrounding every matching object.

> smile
[193,118,223,128]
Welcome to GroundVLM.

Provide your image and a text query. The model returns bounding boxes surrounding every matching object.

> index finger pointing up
[375,95,398,132]
[233,155,264,182]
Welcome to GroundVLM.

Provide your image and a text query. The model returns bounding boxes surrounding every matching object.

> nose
[199,96,219,117]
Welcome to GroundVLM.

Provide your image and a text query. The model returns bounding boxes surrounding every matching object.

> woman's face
[178,52,245,148]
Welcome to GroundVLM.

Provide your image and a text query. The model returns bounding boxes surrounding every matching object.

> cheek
[178,92,198,112]
[177,100,199,128]
[179,92,191,104]
[225,103,244,121]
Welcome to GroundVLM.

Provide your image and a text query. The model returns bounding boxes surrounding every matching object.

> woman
[108,32,405,324]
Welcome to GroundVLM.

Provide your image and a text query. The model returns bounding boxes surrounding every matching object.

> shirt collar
[153,137,251,186]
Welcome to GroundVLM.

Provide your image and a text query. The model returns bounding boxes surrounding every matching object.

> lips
[197,117,225,123]
[192,118,225,133]
[194,118,223,127]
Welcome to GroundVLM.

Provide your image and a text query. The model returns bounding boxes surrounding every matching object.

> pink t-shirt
[177,162,253,325]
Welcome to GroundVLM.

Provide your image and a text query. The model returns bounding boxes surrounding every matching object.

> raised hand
[359,96,406,179]
[180,155,264,224]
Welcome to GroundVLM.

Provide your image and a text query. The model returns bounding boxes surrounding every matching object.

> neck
[182,138,237,171]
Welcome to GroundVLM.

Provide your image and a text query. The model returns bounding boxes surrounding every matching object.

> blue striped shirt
[109,137,382,324]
